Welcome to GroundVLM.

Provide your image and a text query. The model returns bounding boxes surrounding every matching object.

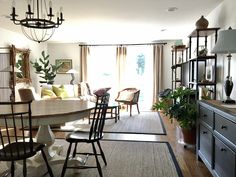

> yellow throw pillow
[52,85,69,99]
[41,88,57,98]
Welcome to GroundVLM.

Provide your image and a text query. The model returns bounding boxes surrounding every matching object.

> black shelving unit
[171,45,188,90]
[188,28,220,100]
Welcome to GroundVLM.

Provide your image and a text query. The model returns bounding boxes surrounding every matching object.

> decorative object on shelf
[10,0,64,43]
[195,15,209,29]
[212,27,236,104]
[30,51,62,84]
[205,65,214,82]
[66,69,78,85]
[153,87,197,145]
[198,47,208,56]
[56,59,72,74]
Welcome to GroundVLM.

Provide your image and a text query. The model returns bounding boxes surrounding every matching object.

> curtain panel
[80,46,90,82]
[153,44,164,104]
[116,46,127,91]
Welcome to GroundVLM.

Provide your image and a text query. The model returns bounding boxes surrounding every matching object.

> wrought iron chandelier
[10,0,64,43]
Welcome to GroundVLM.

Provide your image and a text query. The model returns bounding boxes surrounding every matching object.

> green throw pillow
[41,88,57,98]
[52,85,69,99]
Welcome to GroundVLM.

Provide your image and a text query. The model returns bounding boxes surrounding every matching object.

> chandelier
[10,0,64,43]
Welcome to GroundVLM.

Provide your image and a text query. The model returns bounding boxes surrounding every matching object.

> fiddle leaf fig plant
[30,51,62,84]
[153,87,197,130]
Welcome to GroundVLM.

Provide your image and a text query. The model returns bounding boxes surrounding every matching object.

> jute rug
[0,140,182,177]
[54,140,183,177]
[60,111,166,135]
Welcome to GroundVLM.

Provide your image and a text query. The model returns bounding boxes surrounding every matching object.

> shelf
[189,82,216,86]
[188,28,220,37]
[172,80,181,82]
[189,55,216,61]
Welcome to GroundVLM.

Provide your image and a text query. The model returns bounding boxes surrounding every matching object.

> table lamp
[212,27,236,104]
[66,69,78,85]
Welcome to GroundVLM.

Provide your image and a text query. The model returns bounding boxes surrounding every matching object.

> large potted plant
[30,51,62,84]
[153,86,197,145]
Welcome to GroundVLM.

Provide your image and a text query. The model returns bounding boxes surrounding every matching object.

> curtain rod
[78,42,167,47]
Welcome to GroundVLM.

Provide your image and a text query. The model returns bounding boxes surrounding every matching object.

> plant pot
[181,127,196,145]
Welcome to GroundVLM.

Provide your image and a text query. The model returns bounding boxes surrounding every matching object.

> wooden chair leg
[23,159,27,177]
[73,143,78,158]
[41,149,54,177]
[130,105,132,116]
[92,142,103,177]
[61,143,73,177]
[137,103,140,114]
[11,161,15,177]
[97,141,107,165]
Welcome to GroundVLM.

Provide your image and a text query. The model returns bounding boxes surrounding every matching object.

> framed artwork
[55,59,72,74]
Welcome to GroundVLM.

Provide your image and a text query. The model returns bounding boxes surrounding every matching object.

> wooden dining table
[0,99,95,176]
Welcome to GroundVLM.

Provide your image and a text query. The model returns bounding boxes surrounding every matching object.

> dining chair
[115,88,140,116]
[61,102,108,177]
[0,101,54,177]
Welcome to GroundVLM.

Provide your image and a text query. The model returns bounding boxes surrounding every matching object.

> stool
[106,103,120,123]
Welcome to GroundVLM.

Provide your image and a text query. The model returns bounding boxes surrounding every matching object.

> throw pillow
[52,85,69,99]
[93,87,111,96]
[41,88,57,99]
[117,90,134,101]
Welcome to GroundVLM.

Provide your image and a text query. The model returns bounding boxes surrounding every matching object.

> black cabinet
[198,100,236,177]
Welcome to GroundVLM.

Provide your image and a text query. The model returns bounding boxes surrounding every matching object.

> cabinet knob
[220,148,226,152]
[203,131,207,134]
[221,125,227,129]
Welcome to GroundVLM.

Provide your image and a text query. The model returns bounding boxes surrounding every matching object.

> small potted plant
[30,51,62,84]
[153,86,197,145]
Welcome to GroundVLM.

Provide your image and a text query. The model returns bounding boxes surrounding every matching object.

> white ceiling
[0,0,223,44]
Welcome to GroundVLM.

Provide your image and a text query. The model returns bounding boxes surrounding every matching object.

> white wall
[206,0,236,100]
[47,43,80,85]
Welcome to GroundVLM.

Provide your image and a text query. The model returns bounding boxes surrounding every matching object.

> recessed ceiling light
[167,7,178,12]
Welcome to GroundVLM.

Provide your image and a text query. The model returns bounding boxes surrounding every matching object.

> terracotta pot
[181,127,196,145]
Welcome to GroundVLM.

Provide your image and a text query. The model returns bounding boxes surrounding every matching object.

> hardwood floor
[104,112,213,177]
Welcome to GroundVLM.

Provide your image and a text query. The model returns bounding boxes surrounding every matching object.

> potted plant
[30,51,62,84]
[153,86,197,145]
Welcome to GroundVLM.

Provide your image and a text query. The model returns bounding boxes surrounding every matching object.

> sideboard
[197,100,236,177]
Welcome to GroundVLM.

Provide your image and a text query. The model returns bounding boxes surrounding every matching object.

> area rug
[60,111,166,135]
[52,140,183,177]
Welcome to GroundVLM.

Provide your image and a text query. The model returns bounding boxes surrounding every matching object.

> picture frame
[55,59,72,74]
[205,65,214,82]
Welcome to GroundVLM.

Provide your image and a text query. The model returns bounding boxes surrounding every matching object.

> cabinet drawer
[199,124,212,166]
[199,106,213,128]
[214,138,235,177]
[215,113,236,145]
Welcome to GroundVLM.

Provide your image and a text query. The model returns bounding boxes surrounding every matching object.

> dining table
[0,99,95,176]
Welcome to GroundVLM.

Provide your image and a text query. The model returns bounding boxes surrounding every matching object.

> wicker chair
[115,88,140,116]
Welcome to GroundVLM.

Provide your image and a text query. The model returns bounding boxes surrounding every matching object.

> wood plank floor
[104,112,213,177]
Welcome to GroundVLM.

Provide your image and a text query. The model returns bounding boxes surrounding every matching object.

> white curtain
[116,46,127,91]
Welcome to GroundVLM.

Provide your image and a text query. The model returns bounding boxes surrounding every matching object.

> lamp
[66,69,78,85]
[10,0,64,43]
[212,27,236,104]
